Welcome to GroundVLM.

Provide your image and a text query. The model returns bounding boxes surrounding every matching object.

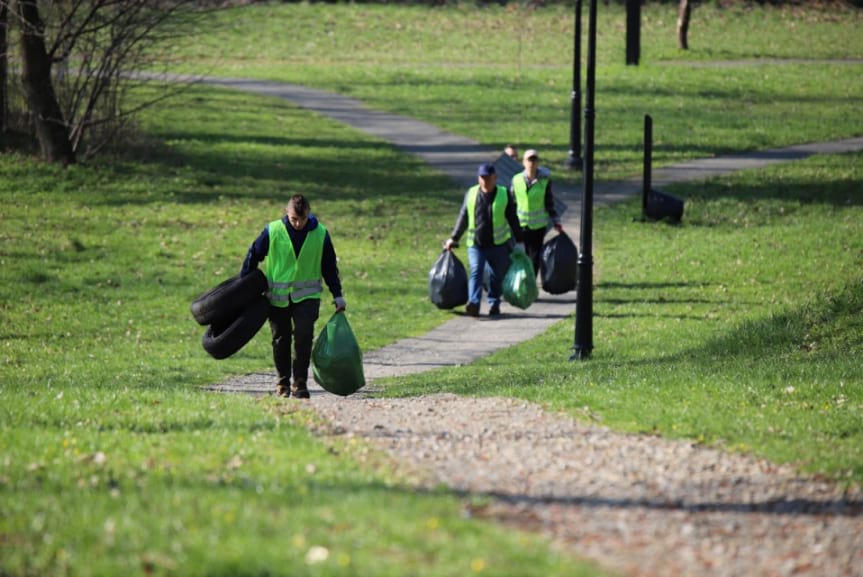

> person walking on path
[504,144,518,162]
[241,194,346,399]
[445,163,523,318]
[511,148,562,276]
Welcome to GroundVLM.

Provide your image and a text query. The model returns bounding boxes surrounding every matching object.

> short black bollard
[642,115,684,223]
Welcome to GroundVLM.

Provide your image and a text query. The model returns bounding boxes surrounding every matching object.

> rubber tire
[201,296,269,360]
[190,269,267,326]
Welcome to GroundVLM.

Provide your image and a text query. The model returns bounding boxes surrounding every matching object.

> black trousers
[269,299,320,386]
[522,227,547,277]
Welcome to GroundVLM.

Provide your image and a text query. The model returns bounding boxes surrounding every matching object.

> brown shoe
[291,379,310,399]
[465,303,480,317]
[275,382,291,398]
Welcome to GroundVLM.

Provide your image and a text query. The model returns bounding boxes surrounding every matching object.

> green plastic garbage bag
[312,312,365,396]
[503,250,538,310]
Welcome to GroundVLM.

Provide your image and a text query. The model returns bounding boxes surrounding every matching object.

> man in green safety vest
[444,163,524,317]
[241,194,345,398]
[510,148,563,276]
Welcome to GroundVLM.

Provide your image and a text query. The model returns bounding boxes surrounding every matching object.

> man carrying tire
[241,194,346,399]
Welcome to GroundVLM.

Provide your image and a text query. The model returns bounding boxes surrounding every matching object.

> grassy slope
[1,2,862,575]
[168,2,863,181]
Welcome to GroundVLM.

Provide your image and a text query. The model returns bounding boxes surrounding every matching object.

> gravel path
[309,394,863,577]
[215,349,862,577]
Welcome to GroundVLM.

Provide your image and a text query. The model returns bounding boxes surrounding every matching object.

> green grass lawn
[2,2,862,575]
[168,2,863,182]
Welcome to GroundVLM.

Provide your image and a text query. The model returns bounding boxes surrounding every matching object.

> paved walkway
[198,74,863,394]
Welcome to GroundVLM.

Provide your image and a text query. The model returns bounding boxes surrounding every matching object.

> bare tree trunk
[5,0,204,162]
[0,2,8,136]
[17,0,75,165]
[625,0,640,66]
[677,0,691,50]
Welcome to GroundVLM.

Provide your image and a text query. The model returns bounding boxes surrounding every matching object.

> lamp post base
[569,347,592,361]
[565,154,584,171]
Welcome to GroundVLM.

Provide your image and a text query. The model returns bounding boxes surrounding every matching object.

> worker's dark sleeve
[545,180,560,223]
[449,192,470,242]
[321,232,343,299]
[241,226,269,276]
[506,190,524,243]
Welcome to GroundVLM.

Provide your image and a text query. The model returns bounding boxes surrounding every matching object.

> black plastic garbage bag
[312,312,365,397]
[540,232,578,294]
[428,250,468,310]
[503,251,538,310]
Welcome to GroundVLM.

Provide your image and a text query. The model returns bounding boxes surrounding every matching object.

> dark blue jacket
[241,214,343,299]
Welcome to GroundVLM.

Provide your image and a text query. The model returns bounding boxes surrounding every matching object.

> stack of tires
[190,270,270,359]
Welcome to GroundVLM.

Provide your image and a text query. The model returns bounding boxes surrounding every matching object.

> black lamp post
[571,0,597,361]
[565,0,583,171]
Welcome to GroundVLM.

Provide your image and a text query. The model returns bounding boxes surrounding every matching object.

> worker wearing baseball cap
[510,149,563,276]
[444,163,523,317]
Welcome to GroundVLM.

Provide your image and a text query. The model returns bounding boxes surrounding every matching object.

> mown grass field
[171,2,863,181]
[1,2,862,576]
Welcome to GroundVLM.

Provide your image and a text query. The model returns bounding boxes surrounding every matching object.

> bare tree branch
[5,0,212,163]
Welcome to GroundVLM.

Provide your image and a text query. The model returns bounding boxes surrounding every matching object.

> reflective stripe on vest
[512,172,549,230]
[264,219,326,306]
[466,185,512,247]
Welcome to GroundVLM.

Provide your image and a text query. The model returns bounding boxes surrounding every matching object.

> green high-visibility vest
[512,172,549,230]
[264,219,326,306]
[466,185,512,247]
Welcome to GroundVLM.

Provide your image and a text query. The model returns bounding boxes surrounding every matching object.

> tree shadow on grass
[98,81,862,212]
[466,487,863,518]
[105,135,459,207]
[91,86,464,207]
[295,470,863,523]
[694,278,863,361]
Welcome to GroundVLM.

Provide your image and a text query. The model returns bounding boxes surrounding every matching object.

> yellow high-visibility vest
[264,219,326,306]
[466,185,512,247]
[512,172,549,230]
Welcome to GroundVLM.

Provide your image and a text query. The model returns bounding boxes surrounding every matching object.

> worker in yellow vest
[510,149,563,276]
[444,163,524,318]
[241,194,345,399]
